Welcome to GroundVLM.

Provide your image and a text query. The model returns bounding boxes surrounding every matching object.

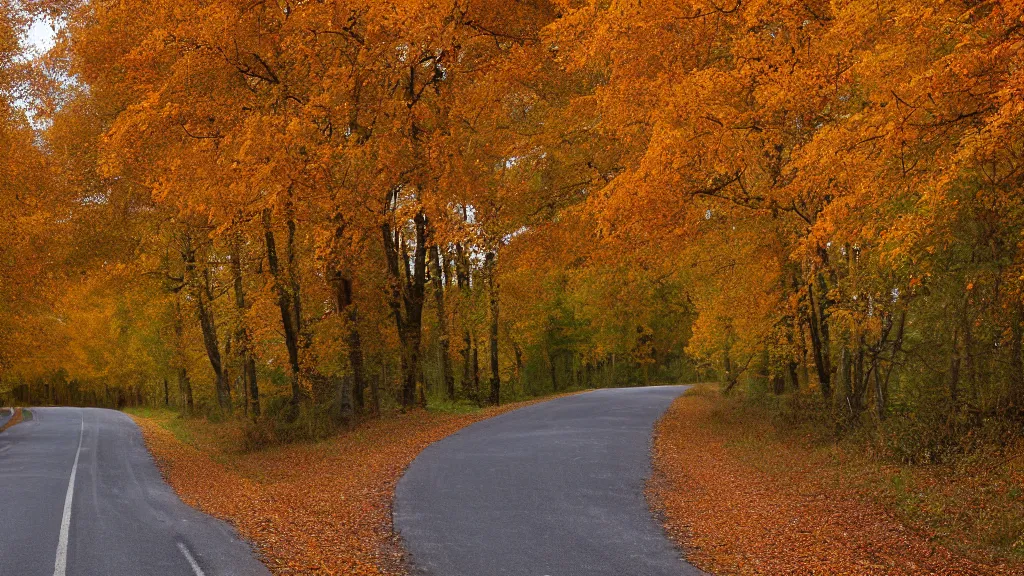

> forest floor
[649,385,1024,576]
[129,396,572,576]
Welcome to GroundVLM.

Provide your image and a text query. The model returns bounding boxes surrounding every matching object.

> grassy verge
[129,393,575,575]
[649,385,1023,576]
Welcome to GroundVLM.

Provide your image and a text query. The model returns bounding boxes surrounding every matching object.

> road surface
[0,407,269,576]
[394,385,707,576]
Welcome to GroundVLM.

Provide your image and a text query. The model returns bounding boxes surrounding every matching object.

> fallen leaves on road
[133,399,559,575]
[0,407,23,432]
[648,390,1022,576]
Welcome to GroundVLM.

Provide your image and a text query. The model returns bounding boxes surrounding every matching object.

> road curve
[0,407,269,576]
[394,385,707,576]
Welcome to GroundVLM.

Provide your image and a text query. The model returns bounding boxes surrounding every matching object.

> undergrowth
[700,384,1024,566]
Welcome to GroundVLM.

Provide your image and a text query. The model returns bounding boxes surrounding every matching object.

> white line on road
[177,542,207,576]
[52,413,84,576]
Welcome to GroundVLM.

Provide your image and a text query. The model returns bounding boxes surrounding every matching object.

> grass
[123,407,197,447]
[425,397,487,414]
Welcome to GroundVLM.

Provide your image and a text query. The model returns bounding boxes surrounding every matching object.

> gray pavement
[394,385,708,576]
[0,407,270,576]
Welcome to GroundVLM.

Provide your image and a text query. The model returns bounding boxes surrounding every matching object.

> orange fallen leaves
[132,399,561,575]
[0,407,23,432]
[648,393,1022,576]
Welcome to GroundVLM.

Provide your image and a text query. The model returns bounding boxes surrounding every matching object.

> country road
[394,385,708,576]
[0,407,269,576]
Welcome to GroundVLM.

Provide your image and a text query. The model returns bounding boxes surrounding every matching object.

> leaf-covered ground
[133,400,555,575]
[649,388,1024,576]
[0,407,23,432]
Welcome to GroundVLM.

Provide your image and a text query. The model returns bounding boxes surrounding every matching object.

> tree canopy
[0,0,1021,457]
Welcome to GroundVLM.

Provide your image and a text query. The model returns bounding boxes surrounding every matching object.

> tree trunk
[853,334,866,415]
[263,208,303,410]
[183,239,230,414]
[722,344,737,393]
[429,244,456,401]
[177,367,193,414]
[513,339,523,390]
[877,311,906,420]
[381,201,428,409]
[230,233,260,418]
[454,241,475,402]
[173,295,194,414]
[461,330,475,402]
[549,347,559,391]
[786,361,799,392]
[839,344,852,400]
[332,267,367,416]
[807,280,833,399]
[472,343,481,406]
[163,377,169,406]
[486,252,500,405]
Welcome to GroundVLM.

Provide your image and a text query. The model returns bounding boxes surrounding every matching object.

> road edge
[0,407,25,432]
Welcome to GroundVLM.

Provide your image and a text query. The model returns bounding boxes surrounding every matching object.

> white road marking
[177,542,207,576]
[52,414,85,576]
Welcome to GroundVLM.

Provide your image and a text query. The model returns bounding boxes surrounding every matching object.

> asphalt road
[394,385,708,576]
[0,407,269,576]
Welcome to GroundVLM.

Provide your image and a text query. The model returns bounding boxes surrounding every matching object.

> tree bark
[230,233,260,418]
[381,198,428,409]
[722,343,737,393]
[454,241,475,401]
[173,295,194,414]
[472,343,481,406]
[332,266,367,416]
[263,208,303,410]
[183,238,231,414]
[807,280,833,399]
[486,251,500,405]
[549,347,559,391]
[429,244,456,401]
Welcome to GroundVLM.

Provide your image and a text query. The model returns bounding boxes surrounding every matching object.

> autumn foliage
[0,0,1021,481]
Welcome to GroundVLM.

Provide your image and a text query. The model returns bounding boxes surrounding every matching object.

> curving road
[394,385,708,576]
[0,407,269,576]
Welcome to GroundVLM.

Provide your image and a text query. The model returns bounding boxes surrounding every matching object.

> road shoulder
[131,397,567,575]
[647,387,1021,576]
[0,407,25,432]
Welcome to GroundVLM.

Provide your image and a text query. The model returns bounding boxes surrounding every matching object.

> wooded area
[0,0,1022,457]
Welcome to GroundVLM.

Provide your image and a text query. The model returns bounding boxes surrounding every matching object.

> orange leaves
[649,390,1017,576]
[132,399,559,575]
